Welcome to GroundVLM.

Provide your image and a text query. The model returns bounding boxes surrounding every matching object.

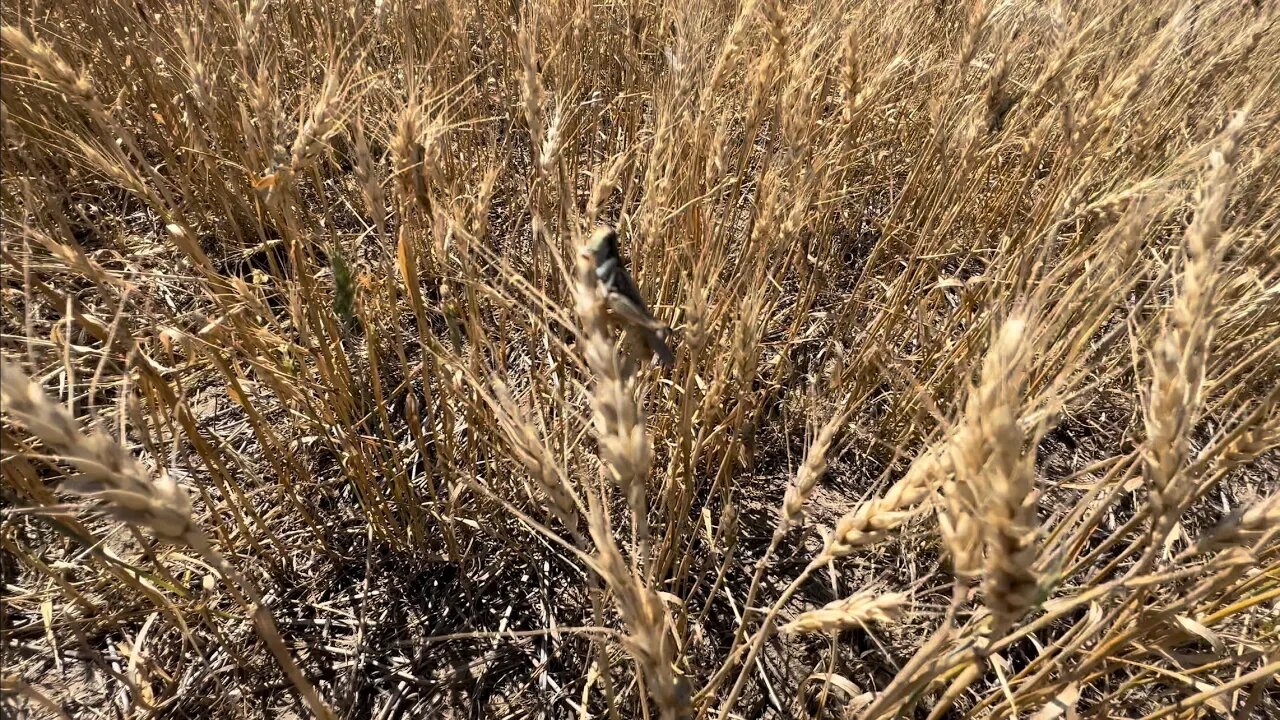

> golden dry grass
[1,0,1278,718]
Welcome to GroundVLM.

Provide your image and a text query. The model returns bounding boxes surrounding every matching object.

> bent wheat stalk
[0,363,334,720]
[574,239,688,719]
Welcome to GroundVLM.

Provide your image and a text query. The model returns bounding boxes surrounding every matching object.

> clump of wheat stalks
[289,74,343,175]
[236,0,270,57]
[391,105,431,212]
[0,363,334,720]
[908,312,1040,632]
[351,117,387,239]
[1143,109,1246,545]
[856,313,1041,720]
[5,1,1280,717]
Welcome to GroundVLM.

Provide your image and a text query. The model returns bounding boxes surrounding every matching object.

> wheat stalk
[1144,109,1247,543]
[779,589,907,635]
[816,444,947,566]
[572,237,688,717]
[0,362,333,720]
[574,234,653,568]
[969,314,1040,635]
[1,363,195,542]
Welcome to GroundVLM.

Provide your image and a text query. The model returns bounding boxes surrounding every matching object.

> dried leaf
[1175,614,1225,653]
[1192,680,1232,715]
[397,232,425,322]
[1031,682,1080,720]
[40,599,61,672]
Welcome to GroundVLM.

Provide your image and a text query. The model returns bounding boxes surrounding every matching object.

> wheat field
[1,0,1278,718]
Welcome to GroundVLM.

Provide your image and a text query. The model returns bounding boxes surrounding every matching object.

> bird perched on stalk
[588,225,676,367]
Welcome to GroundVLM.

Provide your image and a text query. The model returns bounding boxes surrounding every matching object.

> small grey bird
[588,226,675,367]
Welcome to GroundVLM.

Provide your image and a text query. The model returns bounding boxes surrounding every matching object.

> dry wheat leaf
[1174,615,1225,653]
[1030,682,1080,720]
[1192,679,1233,715]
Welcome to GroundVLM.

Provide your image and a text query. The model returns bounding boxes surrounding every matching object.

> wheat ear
[1,362,334,720]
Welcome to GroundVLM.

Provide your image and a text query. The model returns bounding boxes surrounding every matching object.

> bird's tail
[648,328,676,367]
